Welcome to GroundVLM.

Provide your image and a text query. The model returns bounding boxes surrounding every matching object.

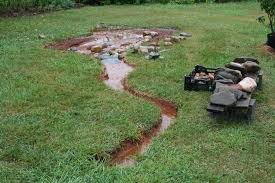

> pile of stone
[68,26,192,63]
[132,31,191,60]
[163,32,191,46]
[207,57,262,120]
[214,57,261,93]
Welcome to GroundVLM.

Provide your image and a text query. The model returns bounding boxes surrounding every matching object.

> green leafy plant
[258,0,275,33]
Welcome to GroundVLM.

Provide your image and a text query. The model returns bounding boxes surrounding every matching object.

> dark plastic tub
[267,33,275,49]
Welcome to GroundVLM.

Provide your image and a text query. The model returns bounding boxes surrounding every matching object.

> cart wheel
[246,99,256,123]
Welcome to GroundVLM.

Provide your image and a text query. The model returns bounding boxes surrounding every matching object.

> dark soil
[46,35,94,50]
[260,44,275,57]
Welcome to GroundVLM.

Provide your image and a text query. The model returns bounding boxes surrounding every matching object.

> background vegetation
[0,0,254,15]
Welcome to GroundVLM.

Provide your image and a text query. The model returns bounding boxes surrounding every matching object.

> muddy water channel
[48,27,178,166]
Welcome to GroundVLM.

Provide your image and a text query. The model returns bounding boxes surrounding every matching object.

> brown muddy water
[47,27,178,166]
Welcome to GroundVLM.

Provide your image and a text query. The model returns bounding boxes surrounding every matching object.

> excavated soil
[48,26,179,166]
[260,44,275,57]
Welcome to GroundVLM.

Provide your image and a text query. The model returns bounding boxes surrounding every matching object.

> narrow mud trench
[47,26,178,166]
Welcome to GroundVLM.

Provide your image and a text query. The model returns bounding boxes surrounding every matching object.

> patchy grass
[0,2,274,182]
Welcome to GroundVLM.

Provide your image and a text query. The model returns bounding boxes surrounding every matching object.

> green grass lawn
[0,2,274,182]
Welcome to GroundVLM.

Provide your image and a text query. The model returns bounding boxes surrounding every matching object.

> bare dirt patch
[260,44,275,57]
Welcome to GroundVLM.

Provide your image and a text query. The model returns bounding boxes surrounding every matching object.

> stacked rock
[210,57,261,108]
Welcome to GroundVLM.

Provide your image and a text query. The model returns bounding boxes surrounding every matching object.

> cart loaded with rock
[184,57,263,122]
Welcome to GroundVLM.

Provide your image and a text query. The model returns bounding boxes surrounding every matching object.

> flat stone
[143,31,158,37]
[243,61,260,73]
[143,31,151,36]
[164,37,172,42]
[118,53,126,60]
[144,35,152,40]
[139,46,149,54]
[148,52,160,60]
[38,34,46,39]
[91,45,103,53]
[164,42,173,46]
[210,91,237,107]
[233,57,259,64]
[139,46,156,54]
[171,36,181,43]
[68,47,78,51]
[180,32,191,37]
[150,31,159,37]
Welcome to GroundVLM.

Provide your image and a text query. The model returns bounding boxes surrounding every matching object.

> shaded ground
[0,2,274,182]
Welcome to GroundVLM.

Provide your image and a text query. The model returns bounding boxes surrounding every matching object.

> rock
[238,77,257,92]
[147,46,157,52]
[233,57,259,64]
[171,36,181,43]
[132,44,141,53]
[242,61,260,73]
[164,42,173,46]
[143,31,151,36]
[144,39,150,42]
[116,48,125,54]
[210,91,237,107]
[118,53,126,60]
[68,47,78,51]
[149,42,159,46]
[95,23,108,31]
[180,32,191,37]
[110,45,119,50]
[215,70,239,83]
[143,31,158,37]
[150,31,159,37]
[91,45,103,53]
[208,73,215,80]
[139,46,158,54]
[148,52,160,60]
[139,46,156,54]
[164,37,172,42]
[38,34,46,39]
[225,62,247,75]
[102,43,108,49]
[223,68,242,79]
[144,35,152,40]
[108,50,117,55]
[139,46,150,54]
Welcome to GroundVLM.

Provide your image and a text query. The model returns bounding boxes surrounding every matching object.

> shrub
[0,0,75,14]
[258,0,275,33]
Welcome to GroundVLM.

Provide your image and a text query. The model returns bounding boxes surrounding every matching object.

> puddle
[47,26,178,166]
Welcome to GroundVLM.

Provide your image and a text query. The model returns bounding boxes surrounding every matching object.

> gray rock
[148,52,160,60]
[38,34,46,39]
[68,47,78,51]
[233,57,259,64]
[210,91,237,107]
[180,32,191,37]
